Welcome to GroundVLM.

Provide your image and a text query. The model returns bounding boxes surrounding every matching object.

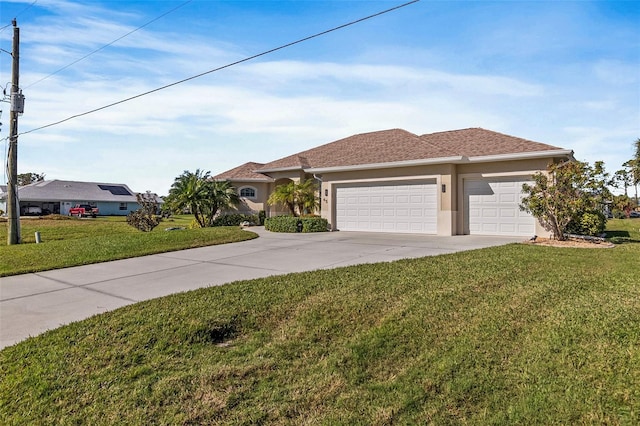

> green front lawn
[0,215,257,276]
[1,220,638,424]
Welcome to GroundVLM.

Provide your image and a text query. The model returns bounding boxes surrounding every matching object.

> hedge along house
[16,180,145,216]
[215,128,574,237]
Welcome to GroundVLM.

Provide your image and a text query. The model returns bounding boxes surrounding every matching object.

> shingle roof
[257,129,450,172]
[420,128,562,158]
[213,162,273,181]
[18,180,138,202]
[214,128,570,178]
[256,127,565,172]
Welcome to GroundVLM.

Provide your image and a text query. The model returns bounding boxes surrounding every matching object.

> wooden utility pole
[7,19,21,245]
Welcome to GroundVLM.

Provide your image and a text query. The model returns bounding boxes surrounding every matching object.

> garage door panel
[499,193,516,202]
[336,182,437,234]
[465,178,534,237]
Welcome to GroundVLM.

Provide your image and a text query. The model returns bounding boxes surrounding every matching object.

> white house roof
[18,180,139,203]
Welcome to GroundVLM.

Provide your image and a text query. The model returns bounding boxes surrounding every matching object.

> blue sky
[1,0,638,195]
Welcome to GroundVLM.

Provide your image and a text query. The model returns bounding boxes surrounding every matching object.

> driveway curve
[0,227,522,349]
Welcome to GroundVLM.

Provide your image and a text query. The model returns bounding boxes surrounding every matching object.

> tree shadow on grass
[606,231,630,238]
[605,230,640,244]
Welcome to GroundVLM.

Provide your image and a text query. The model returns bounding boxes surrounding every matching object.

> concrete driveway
[0,228,522,349]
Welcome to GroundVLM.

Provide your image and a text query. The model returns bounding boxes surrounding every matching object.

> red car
[68,204,99,218]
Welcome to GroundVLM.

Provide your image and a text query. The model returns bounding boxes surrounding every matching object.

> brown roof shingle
[257,129,452,172]
[257,127,565,172]
[421,128,562,158]
[216,128,569,178]
[213,162,272,181]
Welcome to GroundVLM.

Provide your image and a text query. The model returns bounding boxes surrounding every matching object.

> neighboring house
[215,127,574,237]
[16,180,146,216]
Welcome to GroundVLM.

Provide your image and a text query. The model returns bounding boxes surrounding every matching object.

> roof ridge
[421,127,481,137]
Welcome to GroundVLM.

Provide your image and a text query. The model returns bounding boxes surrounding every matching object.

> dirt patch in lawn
[523,237,615,249]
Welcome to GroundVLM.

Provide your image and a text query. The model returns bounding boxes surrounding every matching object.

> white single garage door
[464,178,535,236]
[335,181,437,234]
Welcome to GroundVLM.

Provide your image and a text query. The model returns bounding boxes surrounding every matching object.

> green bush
[212,213,259,227]
[567,211,606,236]
[264,215,329,233]
[127,192,161,232]
[127,211,161,232]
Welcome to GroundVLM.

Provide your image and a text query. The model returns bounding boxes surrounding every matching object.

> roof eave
[254,166,305,173]
[306,156,465,174]
[463,149,575,163]
[215,177,274,183]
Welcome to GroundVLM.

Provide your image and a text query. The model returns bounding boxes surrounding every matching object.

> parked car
[630,211,640,218]
[69,204,99,218]
[22,206,42,216]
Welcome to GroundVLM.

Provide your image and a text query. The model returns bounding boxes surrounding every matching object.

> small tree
[127,191,160,232]
[17,172,45,186]
[165,170,240,227]
[520,161,608,240]
[267,182,297,216]
[613,168,632,197]
[267,180,318,217]
[611,194,634,218]
[295,179,319,216]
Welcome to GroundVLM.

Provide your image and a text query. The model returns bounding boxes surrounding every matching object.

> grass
[0,220,639,424]
[0,215,257,276]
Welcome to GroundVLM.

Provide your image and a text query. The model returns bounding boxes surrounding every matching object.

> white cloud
[3,0,637,195]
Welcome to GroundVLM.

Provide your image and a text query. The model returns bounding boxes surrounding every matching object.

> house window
[239,187,256,199]
[119,203,127,210]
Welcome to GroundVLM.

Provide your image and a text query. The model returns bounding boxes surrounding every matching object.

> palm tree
[204,180,240,224]
[267,180,318,216]
[267,181,297,216]
[295,179,319,216]
[632,138,640,204]
[165,170,239,227]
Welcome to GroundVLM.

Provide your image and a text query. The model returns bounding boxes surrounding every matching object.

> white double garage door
[335,178,534,236]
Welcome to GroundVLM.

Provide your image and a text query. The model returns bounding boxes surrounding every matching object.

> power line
[24,0,193,89]
[0,0,38,32]
[20,0,420,137]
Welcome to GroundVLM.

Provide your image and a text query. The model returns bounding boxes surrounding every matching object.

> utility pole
[7,19,22,245]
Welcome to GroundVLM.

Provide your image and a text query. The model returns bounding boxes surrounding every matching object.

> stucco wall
[234,157,561,236]
[235,182,271,214]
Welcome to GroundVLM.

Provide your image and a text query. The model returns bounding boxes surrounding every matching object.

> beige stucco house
[214,128,574,237]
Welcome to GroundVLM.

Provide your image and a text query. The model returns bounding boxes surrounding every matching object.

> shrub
[212,213,259,227]
[264,215,328,233]
[127,192,161,232]
[127,212,161,232]
[188,219,202,229]
[566,211,606,236]
[258,210,266,226]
